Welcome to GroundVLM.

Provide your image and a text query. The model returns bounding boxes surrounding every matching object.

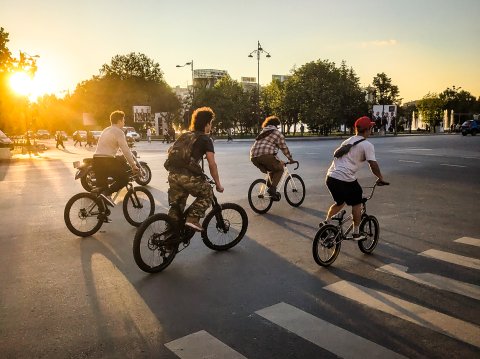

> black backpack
[164,131,203,175]
[333,138,365,158]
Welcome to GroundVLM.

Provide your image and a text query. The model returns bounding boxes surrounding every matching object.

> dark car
[461,120,479,136]
[36,129,51,139]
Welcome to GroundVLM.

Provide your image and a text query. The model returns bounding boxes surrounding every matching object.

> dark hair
[190,107,215,132]
[262,116,281,128]
[110,110,125,125]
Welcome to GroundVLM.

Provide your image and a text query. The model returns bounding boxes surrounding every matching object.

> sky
[1,0,479,103]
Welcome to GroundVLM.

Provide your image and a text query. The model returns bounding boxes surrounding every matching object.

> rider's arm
[117,131,138,170]
[367,160,385,182]
[205,151,224,192]
[276,132,294,162]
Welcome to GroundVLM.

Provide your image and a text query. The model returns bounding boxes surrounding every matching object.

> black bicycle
[312,180,389,267]
[133,177,248,273]
[248,161,305,214]
[64,169,155,237]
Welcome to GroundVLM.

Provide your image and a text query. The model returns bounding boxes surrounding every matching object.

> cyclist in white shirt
[93,110,139,207]
[323,116,388,240]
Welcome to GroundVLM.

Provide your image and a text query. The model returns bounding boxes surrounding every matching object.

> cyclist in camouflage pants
[167,107,224,231]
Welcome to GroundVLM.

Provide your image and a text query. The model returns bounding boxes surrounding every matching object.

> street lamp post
[248,41,271,126]
[176,60,194,99]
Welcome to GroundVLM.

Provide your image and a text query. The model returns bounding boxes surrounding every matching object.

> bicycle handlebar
[286,160,299,170]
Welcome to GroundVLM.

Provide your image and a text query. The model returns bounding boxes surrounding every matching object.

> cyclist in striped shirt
[250,116,295,201]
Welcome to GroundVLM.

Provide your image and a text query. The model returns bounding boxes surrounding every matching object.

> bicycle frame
[330,184,377,241]
[258,162,299,198]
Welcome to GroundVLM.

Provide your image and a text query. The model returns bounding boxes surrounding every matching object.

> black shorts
[326,176,363,206]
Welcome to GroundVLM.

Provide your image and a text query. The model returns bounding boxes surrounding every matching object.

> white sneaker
[351,233,366,241]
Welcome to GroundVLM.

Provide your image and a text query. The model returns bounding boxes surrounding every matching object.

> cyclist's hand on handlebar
[376,179,390,186]
[216,184,224,193]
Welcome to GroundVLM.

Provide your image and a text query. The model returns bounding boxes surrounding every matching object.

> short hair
[262,116,281,128]
[190,107,215,131]
[110,110,125,125]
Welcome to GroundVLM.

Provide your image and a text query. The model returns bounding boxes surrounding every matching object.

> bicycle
[133,177,248,273]
[248,161,305,214]
[312,180,389,267]
[64,168,155,237]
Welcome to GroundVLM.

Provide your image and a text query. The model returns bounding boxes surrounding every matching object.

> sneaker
[351,233,366,241]
[100,193,115,207]
[103,217,112,223]
[185,217,203,232]
[319,220,329,228]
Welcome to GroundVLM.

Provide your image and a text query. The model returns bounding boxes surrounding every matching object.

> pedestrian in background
[74,132,83,147]
[146,127,152,143]
[55,131,65,150]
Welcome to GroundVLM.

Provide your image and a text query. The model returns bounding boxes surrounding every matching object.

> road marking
[324,280,480,348]
[419,249,480,270]
[454,237,480,247]
[165,330,247,359]
[377,263,480,300]
[439,163,467,168]
[256,302,406,359]
[401,148,432,151]
[398,160,421,164]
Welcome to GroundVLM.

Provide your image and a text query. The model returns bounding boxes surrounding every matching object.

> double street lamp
[248,41,271,123]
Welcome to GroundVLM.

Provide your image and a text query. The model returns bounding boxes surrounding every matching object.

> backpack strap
[352,138,366,146]
[255,129,276,141]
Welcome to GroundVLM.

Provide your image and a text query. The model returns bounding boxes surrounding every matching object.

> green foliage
[416,93,445,130]
[372,72,400,106]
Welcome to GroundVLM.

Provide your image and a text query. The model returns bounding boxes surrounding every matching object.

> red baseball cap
[354,116,375,129]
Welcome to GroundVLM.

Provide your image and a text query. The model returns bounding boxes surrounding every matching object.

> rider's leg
[327,202,345,220]
[108,157,130,194]
[167,172,190,224]
[182,176,213,231]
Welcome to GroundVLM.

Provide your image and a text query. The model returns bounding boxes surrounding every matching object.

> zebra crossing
[165,237,480,358]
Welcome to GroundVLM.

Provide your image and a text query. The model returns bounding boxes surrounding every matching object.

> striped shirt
[250,125,293,161]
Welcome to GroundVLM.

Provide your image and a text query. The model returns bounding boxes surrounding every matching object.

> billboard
[133,105,151,123]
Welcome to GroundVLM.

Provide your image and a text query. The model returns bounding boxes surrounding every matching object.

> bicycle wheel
[64,192,104,237]
[201,203,248,251]
[123,186,155,227]
[358,215,379,253]
[312,224,341,267]
[133,213,178,273]
[284,174,306,207]
[248,179,273,214]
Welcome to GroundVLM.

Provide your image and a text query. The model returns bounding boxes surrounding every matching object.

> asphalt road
[1,134,479,358]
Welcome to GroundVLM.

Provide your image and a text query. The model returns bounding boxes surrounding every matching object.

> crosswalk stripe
[377,263,480,300]
[419,249,480,270]
[324,280,480,348]
[165,330,247,359]
[256,302,406,359]
[454,237,480,247]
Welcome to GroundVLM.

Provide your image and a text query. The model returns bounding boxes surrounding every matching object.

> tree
[440,86,478,125]
[372,72,400,116]
[70,53,180,128]
[416,93,444,132]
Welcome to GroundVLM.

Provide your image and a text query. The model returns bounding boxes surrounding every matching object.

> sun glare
[10,72,33,96]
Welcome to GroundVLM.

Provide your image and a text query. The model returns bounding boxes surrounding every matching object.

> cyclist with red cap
[322,116,389,240]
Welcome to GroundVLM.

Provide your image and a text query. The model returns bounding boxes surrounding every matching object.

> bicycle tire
[201,203,248,251]
[80,168,96,192]
[312,224,341,267]
[358,215,379,253]
[123,186,155,227]
[64,192,104,237]
[135,163,152,186]
[133,213,178,273]
[248,178,273,214]
[284,174,306,207]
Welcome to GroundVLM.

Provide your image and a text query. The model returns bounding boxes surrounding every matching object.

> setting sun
[9,72,33,96]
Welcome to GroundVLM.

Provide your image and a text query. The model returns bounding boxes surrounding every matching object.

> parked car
[123,126,141,142]
[72,130,87,141]
[461,120,479,136]
[0,130,14,150]
[36,129,51,139]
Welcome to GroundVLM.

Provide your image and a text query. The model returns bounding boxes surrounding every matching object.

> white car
[123,127,141,142]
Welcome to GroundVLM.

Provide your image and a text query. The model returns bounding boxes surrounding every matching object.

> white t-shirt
[95,125,136,167]
[326,135,376,182]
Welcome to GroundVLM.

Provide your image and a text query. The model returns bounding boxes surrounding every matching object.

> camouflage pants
[167,172,213,222]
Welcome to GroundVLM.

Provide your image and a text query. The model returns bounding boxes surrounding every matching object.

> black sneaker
[100,193,115,207]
